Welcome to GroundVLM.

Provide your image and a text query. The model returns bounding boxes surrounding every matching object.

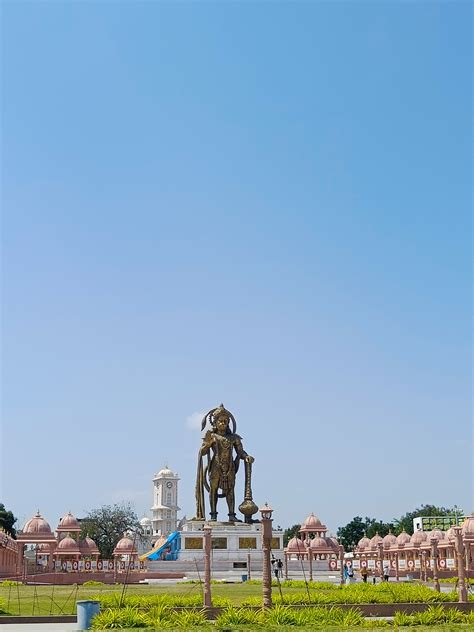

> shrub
[169,610,209,627]
[393,611,416,626]
[82,580,105,586]
[261,604,300,625]
[91,606,148,629]
[0,580,21,586]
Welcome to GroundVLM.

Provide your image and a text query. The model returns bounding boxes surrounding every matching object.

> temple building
[353,514,474,577]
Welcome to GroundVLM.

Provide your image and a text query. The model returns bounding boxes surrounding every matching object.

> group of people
[271,556,283,579]
[344,561,391,584]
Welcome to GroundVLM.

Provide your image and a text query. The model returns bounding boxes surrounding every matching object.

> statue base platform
[177,519,283,563]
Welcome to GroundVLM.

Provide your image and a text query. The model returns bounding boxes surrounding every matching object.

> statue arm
[234,436,254,463]
[200,431,214,456]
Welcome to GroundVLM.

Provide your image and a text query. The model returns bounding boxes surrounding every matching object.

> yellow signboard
[239,537,257,549]
[184,537,203,550]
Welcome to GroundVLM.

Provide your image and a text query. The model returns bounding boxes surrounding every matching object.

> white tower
[151,466,180,536]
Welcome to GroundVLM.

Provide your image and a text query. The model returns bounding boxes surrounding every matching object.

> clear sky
[1,1,472,535]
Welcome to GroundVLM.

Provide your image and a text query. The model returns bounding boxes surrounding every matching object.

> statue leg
[209,481,218,521]
[227,487,237,522]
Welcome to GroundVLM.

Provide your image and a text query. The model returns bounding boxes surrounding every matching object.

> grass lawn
[1,583,272,615]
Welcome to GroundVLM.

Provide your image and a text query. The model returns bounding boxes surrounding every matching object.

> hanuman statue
[194,404,257,522]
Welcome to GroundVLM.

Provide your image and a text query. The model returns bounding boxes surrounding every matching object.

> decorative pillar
[247,550,251,581]
[430,539,440,592]
[377,542,384,580]
[453,527,467,603]
[259,503,273,609]
[308,550,313,582]
[394,551,399,581]
[284,553,288,580]
[203,524,212,608]
[339,545,344,586]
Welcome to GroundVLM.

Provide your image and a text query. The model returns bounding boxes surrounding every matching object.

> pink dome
[303,513,322,528]
[370,532,383,548]
[357,535,371,549]
[410,530,427,546]
[57,536,80,554]
[57,512,80,531]
[396,530,411,545]
[461,514,474,537]
[309,536,327,549]
[445,526,456,541]
[113,536,137,555]
[383,532,397,548]
[79,536,99,555]
[427,529,445,542]
[23,512,52,535]
[286,537,306,552]
[327,536,339,550]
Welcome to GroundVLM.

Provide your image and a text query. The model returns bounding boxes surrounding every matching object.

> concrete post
[430,538,440,592]
[339,545,344,586]
[259,503,273,609]
[308,551,313,582]
[247,550,251,581]
[453,527,468,603]
[203,524,212,608]
[377,542,384,580]
[394,551,399,581]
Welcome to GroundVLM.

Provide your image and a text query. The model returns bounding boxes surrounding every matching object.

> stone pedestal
[178,520,283,565]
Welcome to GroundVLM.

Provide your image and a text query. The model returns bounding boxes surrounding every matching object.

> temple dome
[23,512,52,535]
[79,536,99,555]
[309,536,327,549]
[461,514,474,537]
[140,517,152,526]
[370,532,383,548]
[286,537,305,552]
[410,530,427,545]
[57,536,80,553]
[383,532,397,548]
[426,528,445,542]
[58,511,80,531]
[113,536,137,555]
[357,535,371,549]
[445,527,456,541]
[396,530,411,545]
[303,513,322,529]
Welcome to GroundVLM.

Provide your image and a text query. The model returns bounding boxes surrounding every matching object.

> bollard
[241,574,248,582]
[77,600,100,630]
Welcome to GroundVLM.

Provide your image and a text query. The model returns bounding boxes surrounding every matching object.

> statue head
[201,403,237,433]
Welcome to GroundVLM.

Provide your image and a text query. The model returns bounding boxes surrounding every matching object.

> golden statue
[195,404,258,523]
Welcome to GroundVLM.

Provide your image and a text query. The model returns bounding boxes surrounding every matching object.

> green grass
[0,582,472,617]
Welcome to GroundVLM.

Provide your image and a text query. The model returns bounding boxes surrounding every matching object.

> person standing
[360,565,368,583]
[383,561,390,582]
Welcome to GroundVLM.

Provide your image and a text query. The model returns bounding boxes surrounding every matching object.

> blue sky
[1,1,472,534]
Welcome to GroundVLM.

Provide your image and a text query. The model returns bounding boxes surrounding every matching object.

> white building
[151,466,180,536]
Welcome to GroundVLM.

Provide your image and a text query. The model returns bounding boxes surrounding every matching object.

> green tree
[0,503,17,538]
[393,504,462,536]
[80,502,140,559]
[283,524,301,546]
[336,516,393,551]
